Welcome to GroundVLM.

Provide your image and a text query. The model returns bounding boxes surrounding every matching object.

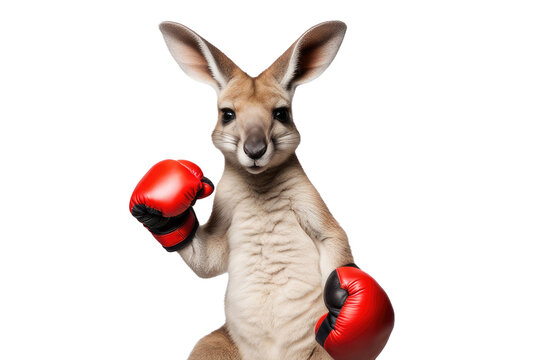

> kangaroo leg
[188,325,240,360]
[307,345,334,360]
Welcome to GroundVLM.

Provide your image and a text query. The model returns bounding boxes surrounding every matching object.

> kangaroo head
[160,21,346,174]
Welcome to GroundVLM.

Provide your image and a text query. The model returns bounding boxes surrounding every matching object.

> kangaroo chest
[224,189,325,359]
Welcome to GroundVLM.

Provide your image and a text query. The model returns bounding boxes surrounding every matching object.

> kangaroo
[148,21,383,360]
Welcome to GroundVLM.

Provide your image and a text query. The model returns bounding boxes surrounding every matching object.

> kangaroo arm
[177,194,230,278]
[292,185,354,285]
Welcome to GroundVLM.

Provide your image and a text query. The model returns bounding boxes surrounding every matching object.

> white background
[1,1,539,359]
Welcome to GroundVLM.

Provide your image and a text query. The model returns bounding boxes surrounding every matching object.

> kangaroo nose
[244,138,267,160]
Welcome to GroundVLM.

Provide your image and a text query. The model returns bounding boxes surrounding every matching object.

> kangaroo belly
[225,203,325,359]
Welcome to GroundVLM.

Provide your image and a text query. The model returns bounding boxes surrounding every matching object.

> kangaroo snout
[243,131,267,160]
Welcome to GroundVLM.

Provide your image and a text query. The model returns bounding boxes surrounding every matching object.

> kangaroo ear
[265,21,347,91]
[159,22,238,91]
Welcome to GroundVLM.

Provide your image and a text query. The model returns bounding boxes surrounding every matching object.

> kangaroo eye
[273,107,290,123]
[221,108,236,125]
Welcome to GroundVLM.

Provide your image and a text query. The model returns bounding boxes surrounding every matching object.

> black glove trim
[131,204,192,235]
[315,316,333,347]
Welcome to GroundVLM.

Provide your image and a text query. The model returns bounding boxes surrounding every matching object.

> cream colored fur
[159,21,354,360]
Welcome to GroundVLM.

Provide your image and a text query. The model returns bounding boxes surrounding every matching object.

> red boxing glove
[129,159,214,251]
[315,264,394,360]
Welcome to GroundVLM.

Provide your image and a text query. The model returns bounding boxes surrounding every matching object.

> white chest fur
[222,178,326,359]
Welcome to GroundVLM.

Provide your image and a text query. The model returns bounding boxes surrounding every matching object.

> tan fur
[160,21,353,360]
[188,326,240,360]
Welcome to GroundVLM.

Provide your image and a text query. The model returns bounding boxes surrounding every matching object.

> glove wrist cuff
[152,208,199,252]
[315,314,333,347]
